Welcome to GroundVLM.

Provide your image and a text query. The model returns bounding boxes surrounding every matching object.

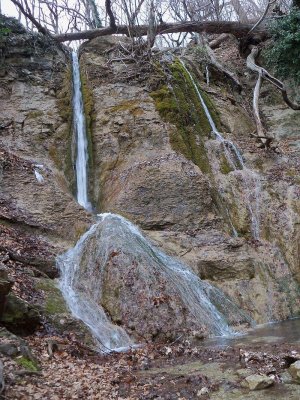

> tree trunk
[53,21,269,43]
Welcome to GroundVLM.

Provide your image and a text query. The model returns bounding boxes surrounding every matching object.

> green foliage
[16,356,39,371]
[0,26,11,37]
[0,15,25,34]
[265,8,300,84]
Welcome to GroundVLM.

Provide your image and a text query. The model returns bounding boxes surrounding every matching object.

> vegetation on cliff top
[265,8,300,85]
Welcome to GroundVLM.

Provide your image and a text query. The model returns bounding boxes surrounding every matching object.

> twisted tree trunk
[247,46,300,148]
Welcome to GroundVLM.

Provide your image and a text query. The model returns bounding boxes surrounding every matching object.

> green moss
[219,154,233,174]
[150,59,242,234]
[80,63,95,203]
[27,110,43,119]
[16,356,39,371]
[150,59,220,174]
[109,99,144,116]
[80,67,94,160]
[36,279,67,315]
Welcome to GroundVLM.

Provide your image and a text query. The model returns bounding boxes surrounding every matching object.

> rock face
[0,16,93,339]
[0,16,92,273]
[1,293,40,335]
[1,19,300,345]
[78,35,300,327]
[0,267,40,334]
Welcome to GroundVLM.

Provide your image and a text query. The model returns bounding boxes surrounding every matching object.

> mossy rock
[220,153,234,174]
[79,60,95,204]
[16,356,39,371]
[0,15,26,34]
[0,293,40,335]
[109,99,145,116]
[54,66,75,194]
[35,278,96,346]
[151,58,222,174]
[36,278,68,315]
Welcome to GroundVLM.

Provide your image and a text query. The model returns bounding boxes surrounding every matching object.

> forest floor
[2,329,300,399]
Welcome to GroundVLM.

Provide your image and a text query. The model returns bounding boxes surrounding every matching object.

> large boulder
[58,214,251,347]
[1,293,40,335]
[289,361,300,383]
[243,374,275,390]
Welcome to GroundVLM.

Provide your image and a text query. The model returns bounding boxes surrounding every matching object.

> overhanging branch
[53,21,269,43]
[10,0,50,36]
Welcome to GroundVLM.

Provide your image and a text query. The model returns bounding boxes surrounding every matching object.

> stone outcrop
[0,16,93,338]
[289,361,300,383]
[79,35,300,327]
[243,374,275,390]
[0,16,93,274]
[1,18,300,344]
[0,267,40,335]
[57,214,251,345]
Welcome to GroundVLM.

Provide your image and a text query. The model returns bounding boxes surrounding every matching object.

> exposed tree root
[247,46,300,148]
[209,33,231,49]
[199,34,242,90]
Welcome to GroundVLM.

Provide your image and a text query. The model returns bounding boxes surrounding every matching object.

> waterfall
[180,60,261,239]
[72,51,92,211]
[57,213,252,352]
[58,54,255,353]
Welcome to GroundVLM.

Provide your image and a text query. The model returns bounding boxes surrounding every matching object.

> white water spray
[72,51,92,211]
[58,213,252,351]
[180,59,261,239]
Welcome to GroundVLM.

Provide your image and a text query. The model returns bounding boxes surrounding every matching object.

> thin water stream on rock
[180,59,261,239]
[59,53,258,353]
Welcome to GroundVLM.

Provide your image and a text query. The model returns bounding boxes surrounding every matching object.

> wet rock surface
[60,214,250,345]
[1,16,300,400]
[0,19,92,262]
[243,374,275,390]
[289,361,300,383]
[0,17,93,340]
[79,35,300,327]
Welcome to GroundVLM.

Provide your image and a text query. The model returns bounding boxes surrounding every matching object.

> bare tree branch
[247,47,300,110]
[105,0,116,29]
[10,0,50,35]
[209,32,230,48]
[248,0,277,34]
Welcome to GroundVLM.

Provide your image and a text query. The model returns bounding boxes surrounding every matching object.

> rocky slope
[0,16,92,339]
[0,14,300,350]
[79,35,300,330]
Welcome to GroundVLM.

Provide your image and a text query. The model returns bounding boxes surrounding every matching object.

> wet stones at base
[289,361,300,383]
[242,374,275,390]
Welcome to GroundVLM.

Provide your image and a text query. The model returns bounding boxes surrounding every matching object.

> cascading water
[57,213,252,352]
[60,52,253,353]
[180,60,261,239]
[72,51,92,211]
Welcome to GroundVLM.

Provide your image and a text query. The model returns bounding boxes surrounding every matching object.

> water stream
[180,59,261,239]
[61,52,256,353]
[57,213,252,352]
[72,51,92,211]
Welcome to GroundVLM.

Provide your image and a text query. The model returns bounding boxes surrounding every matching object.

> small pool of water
[206,318,300,346]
